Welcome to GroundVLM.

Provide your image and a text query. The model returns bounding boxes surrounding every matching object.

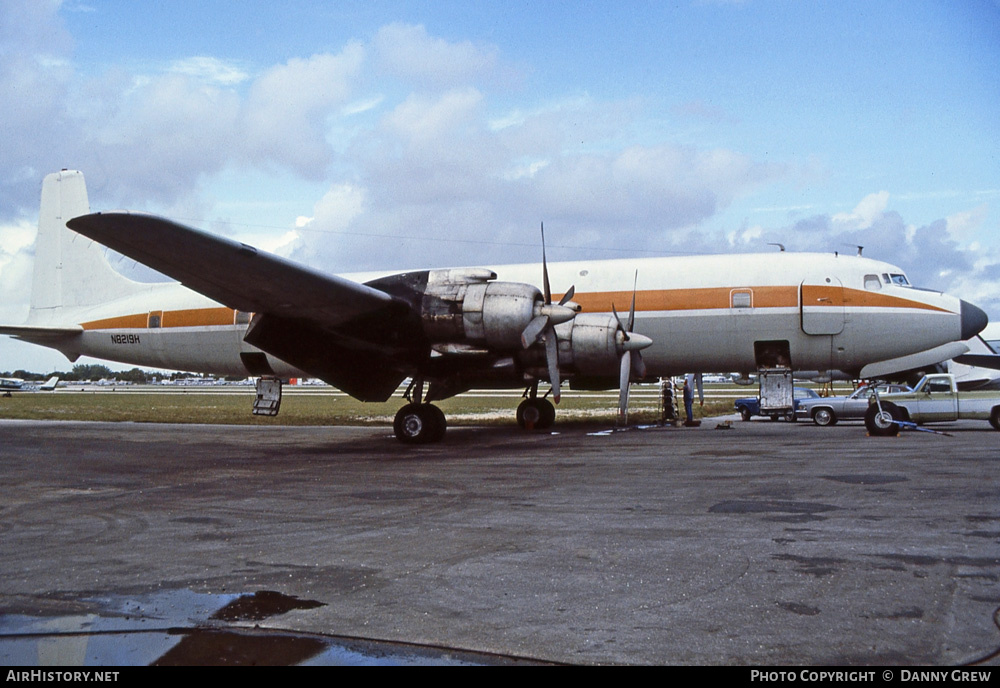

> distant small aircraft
[0,171,988,442]
[0,376,59,396]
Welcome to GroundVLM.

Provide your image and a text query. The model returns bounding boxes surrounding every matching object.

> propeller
[520,223,580,403]
[614,271,653,424]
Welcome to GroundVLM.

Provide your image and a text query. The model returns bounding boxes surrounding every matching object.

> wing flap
[245,314,407,401]
[66,212,396,326]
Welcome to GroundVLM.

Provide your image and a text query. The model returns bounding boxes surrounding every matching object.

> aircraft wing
[66,212,397,324]
[67,212,415,401]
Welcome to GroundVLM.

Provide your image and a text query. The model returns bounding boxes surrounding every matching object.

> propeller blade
[540,222,551,305]
[611,303,629,341]
[545,328,561,403]
[618,350,632,421]
[631,350,646,380]
[558,285,576,306]
[521,314,548,349]
[627,270,638,332]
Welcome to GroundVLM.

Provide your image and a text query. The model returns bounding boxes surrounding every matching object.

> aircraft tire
[812,408,837,426]
[865,402,900,437]
[537,399,555,429]
[517,399,555,430]
[393,403,444,444]
[990,407,1000,431]
[426,404,447,442]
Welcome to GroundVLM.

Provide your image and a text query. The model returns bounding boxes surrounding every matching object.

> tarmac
[0,416,997,665]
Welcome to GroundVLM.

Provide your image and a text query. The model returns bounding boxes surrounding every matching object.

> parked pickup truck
[865,373,1000,436]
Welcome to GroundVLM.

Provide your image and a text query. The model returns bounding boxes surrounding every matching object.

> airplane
[0,170,989,442]
[0,375,59,396]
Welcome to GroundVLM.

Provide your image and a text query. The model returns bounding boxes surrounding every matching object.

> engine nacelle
[420,269,543,350]
[521,313,630,378]
[555,313,630,376]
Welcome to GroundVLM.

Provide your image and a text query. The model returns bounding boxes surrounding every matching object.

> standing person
[683,375,694,424]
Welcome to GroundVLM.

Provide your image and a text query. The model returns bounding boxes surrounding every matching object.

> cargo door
[800,277,845,335]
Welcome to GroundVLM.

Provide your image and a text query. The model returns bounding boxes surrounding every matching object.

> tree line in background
[0,364,241,384]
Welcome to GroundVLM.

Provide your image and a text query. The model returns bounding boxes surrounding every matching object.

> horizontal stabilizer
[859,341,969,379]
[0,324,83,340]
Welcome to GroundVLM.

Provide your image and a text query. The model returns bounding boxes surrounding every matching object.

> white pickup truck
[865,373,1000,436]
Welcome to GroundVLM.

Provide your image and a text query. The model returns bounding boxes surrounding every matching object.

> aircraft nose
[960,299,989,340]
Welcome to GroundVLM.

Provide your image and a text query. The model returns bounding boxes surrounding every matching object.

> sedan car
[735,387,821,422]
[795,384,912,426]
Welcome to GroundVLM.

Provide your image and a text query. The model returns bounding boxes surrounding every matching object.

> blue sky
[1,0,998,371]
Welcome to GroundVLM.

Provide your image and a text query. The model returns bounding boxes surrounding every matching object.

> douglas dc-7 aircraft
[0,171,988,442]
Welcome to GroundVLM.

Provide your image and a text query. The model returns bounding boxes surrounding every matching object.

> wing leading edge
[67,212,418,400]
[67,212,396,323]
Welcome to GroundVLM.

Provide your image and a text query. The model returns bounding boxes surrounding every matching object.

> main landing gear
[393,379,446,444]
[393,402,446,444]
[392,379,561,443]
[516,384,555,430]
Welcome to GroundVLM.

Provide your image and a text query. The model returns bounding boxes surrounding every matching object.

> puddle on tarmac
[0,589,528,666]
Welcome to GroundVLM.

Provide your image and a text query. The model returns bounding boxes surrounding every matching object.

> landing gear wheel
[537,398,555,429]
[426,404,447,442]
[517,398,556,430]
[394,403,446,444]
[990,407,1000,431]
[812,408,837,426]
[865,402,900,437]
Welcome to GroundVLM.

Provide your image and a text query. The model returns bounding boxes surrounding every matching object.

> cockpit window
[889,274,909,286]
[864,274,881,291]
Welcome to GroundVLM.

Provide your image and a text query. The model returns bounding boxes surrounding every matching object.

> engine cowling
[417,269,650,386]
[559,313,629,376]
[420,269,546,350]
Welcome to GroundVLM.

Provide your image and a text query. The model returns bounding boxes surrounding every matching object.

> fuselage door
[800,277,845,335]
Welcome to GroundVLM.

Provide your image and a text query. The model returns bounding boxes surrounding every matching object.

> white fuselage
[62,251,966,384]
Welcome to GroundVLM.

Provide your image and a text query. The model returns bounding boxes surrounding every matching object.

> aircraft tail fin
[27,170,146,325]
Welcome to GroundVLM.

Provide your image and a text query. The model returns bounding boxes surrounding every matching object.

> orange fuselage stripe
[81,307,236,330]
[78,286,952,331]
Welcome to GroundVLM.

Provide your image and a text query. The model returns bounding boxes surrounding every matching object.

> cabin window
[864,274,881,291]
[234,310,252,325]
[731,290,752,309]
[147,312,161,329]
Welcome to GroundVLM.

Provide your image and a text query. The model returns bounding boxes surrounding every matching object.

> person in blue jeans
[683,377,694,422]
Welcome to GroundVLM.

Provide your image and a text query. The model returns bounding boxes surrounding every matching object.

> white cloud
[374,23,498,87]
[945,203,988,243]
[169,56,250,86]
[341,95,384,116]
[240,45,365,177]
[0,219,37,323]
[382,88,484,146]
[832,190,890,230]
